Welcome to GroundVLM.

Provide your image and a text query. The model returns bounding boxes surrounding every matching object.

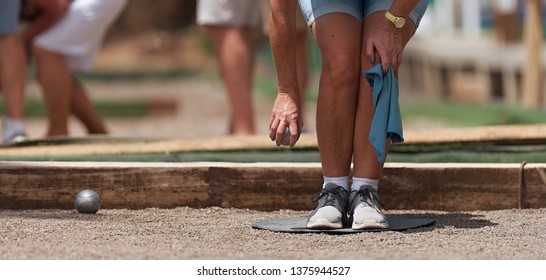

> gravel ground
[0,207,544,260]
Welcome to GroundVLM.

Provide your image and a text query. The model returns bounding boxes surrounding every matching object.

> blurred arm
[22,0,69,43]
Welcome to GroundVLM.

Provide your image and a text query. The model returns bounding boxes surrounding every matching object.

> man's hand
[365,17,404,74]
[269,92,303,147]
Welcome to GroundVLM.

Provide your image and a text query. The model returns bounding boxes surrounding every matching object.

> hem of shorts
[364,8,423,28]
[33,43,93,72]
[307,3,363,28]
[34,40,86,57]
[408,10,422,27]
[0,30,18,36]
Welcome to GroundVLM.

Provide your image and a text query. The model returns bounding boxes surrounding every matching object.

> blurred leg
[33,45,71,136]
[0,36,27,120]
[207,25,256,135]
[70,78,107,134]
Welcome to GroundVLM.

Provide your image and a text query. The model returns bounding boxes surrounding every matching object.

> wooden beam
[1,162,545,211]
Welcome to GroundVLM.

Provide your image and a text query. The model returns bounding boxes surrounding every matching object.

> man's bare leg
[305,13,363,229]
[352,12,416,179]
[348,12,417,230]
[312,13,362,177]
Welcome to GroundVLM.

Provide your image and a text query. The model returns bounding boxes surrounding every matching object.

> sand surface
[1,207,544,260]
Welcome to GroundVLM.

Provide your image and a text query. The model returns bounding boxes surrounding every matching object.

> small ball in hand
[281,127,291,146]
[281,127,300,146]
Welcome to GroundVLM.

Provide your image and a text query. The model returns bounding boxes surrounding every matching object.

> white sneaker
[306,183,349,229]
[348,185,389,230]
[2,117,27,145]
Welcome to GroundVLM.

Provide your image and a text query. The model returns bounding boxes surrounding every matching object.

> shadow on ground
[394,212,498,233]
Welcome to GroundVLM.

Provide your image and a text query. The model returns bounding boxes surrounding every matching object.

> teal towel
[363,65,404,164]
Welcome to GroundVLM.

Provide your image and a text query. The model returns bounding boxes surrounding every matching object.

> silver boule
[281,127,300,146]
[74,189,101,214]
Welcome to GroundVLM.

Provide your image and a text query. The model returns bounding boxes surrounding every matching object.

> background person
[196,0,261,135]
[31,0,127,137]
[0,0,28,144]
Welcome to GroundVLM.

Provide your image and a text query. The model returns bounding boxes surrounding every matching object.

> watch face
[395,17,406,28]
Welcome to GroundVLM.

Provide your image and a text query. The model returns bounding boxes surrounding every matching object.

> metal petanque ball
[74,189,101,214]
[281,127,291,146]
[281,127,300,146]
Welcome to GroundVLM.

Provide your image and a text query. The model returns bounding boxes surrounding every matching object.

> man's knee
[321,53,360,85]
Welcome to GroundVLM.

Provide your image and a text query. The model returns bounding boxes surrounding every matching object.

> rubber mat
[252,215,435,234]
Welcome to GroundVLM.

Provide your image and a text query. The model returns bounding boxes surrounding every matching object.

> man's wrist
[277,90,300,98]
[385,10,406,29]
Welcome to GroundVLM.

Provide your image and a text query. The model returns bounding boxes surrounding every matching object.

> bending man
[268,0,428,229]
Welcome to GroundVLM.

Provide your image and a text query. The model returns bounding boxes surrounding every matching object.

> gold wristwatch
[385,11,406,29]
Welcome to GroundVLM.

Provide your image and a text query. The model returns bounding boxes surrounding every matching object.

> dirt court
[0,207,543,259]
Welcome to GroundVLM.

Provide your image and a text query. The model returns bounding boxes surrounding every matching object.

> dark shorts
[0,0,21,35]
[298,0,429,28]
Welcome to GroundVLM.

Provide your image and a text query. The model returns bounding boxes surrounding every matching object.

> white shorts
[197,0,262,27]
[34,0,127,72]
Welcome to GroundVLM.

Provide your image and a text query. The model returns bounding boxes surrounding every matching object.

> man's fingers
[366,40,375,60]
[381,56,391,74]
[377,48,390,73]
[390,55,398,72]
[374,52,381,67]
[288,122,300,147]
[269,118,280,141]
[396,52,403,72]
[269,113,275,127]
[275,122,287,146]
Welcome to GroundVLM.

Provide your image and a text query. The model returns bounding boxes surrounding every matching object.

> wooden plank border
[1,162,545,211]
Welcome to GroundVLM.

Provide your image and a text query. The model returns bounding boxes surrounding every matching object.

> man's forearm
[269,0,299,96]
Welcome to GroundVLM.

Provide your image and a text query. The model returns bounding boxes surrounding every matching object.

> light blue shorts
[298,0,429,28]
[0,0,20,35]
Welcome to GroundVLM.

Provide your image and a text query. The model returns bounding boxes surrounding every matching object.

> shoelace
[350,185,384,212]
[311,187,342,207]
